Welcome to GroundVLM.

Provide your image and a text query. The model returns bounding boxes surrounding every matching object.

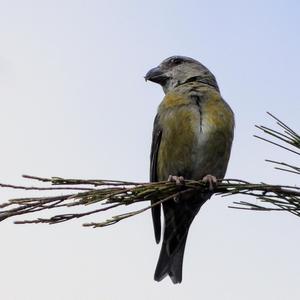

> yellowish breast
[156,85,234,181]
[157,94,201,180]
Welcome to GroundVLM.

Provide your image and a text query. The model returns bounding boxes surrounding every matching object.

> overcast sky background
[0,1,299,299]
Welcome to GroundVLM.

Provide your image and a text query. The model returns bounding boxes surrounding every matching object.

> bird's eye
[170,58,182,65]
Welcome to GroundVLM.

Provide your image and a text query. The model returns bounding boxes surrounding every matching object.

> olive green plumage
[146,56,234,284]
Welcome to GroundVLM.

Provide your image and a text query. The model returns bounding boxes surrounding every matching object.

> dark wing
[150,113,162,243]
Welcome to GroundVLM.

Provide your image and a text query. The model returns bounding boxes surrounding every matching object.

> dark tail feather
[154,234,188,283]
[154,196,204,284]
[169,238,187,283]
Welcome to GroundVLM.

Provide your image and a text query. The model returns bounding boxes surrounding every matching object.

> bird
[145,55,235,284]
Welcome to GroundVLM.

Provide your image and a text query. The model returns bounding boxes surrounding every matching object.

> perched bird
[145,56,234,284]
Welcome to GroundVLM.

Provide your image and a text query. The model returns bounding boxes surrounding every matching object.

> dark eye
[170,58,182,65]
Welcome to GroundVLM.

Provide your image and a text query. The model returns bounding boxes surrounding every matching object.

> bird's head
[145,55,219,93]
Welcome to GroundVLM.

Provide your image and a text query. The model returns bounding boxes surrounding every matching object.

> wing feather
[150,114,162,243]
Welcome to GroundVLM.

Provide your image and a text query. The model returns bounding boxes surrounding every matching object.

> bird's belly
[157,106,231,181]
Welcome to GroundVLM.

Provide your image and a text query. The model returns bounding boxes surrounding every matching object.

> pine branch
[235,112,300,211]
[0,175,299,227]
[0,112,299,227]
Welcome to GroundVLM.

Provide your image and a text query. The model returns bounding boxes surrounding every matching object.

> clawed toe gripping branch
[0,112,299,227]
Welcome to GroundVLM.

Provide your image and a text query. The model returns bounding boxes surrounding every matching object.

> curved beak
[144,66,168,85]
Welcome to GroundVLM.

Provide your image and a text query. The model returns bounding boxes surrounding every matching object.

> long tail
[154,231,188,283]
[154,196,205,284]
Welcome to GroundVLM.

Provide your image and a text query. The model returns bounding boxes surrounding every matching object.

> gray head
[145,55,219,94]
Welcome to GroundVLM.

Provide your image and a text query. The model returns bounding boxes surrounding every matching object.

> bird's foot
[168,175,185,203]
[202,174,217,191]
[168,175,185,186]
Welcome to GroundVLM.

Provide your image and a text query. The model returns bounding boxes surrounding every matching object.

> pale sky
[0,1,299,299]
